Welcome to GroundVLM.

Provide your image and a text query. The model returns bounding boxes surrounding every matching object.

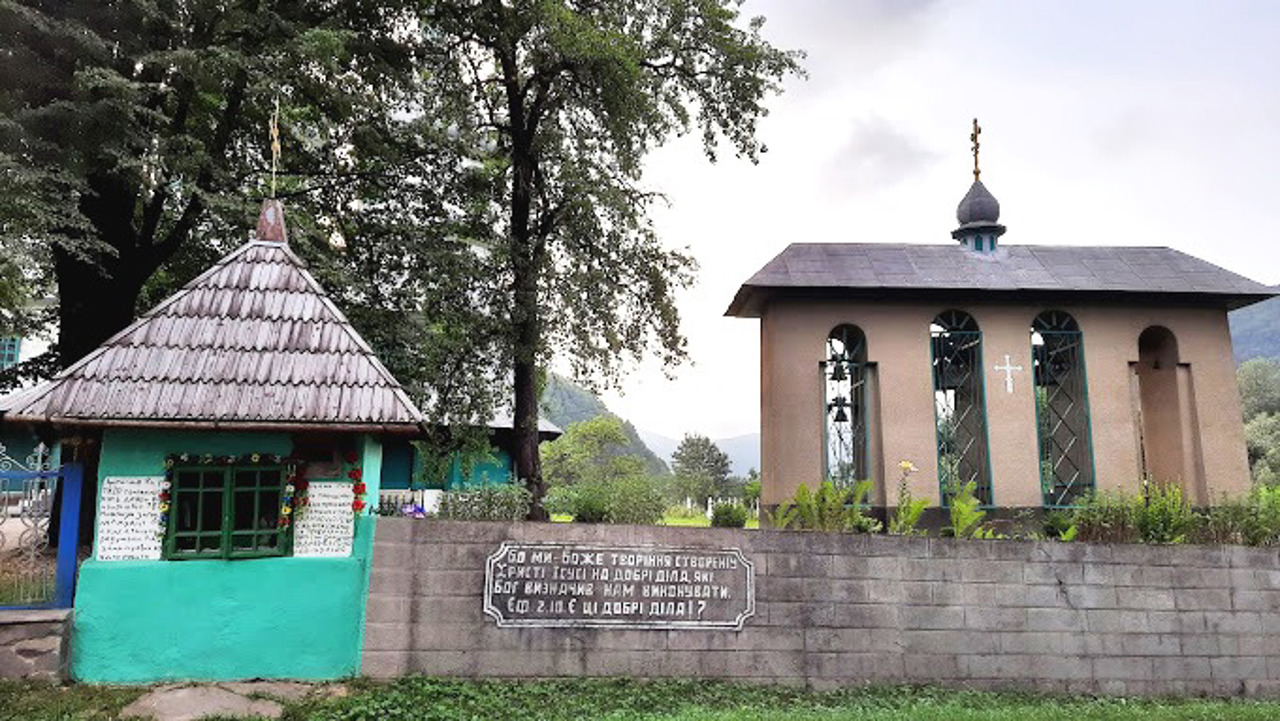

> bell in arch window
[823,325,869,486]
[930,310,993,505]
[1032,311,1095,507]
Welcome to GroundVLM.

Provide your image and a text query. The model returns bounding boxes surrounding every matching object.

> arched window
[1032,311,1095,507]
[823,325,869,486]
[931,310,992,505]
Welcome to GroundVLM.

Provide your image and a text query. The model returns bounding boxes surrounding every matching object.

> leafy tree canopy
[1239,358,1280,422]
[671,433,732,503]
[417,0,802,515]
[541,415,646,487]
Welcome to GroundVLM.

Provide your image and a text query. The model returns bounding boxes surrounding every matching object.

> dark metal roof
[726,243,1277,317]
[0,239,425,428]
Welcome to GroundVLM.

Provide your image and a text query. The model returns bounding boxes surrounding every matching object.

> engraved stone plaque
[484,542,755,630]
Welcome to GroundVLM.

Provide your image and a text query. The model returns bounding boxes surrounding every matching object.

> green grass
[0,680,142,721]
[278,679,1280,721]
[9,679,1280,721]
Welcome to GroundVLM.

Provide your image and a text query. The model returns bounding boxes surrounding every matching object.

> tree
[671,433,732,503]
[1239,358,1280,421]
[0,0,432,376]
[1246,413,1280,485]
[541,415,645,487]
[419,0,802,517]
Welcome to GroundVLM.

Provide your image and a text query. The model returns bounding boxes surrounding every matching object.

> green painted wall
[379,439,513,491]
[72,428,380,683]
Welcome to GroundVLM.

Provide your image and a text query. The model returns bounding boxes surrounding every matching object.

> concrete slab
[120,685,283,721]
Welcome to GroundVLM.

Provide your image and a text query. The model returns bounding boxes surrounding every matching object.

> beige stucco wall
[758,298,1251,508]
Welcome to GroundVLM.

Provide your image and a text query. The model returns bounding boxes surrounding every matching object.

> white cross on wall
[993,354,1024,394]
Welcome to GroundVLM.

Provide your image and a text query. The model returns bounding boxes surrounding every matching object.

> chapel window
[1032,311,1095,507]
[165,461,293,560]
[823,324,869,486]
[930,310,993,505]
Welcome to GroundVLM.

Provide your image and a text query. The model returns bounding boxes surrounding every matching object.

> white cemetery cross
[993,354,1024,394]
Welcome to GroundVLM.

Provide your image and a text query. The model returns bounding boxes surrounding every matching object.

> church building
[726,123,1276,513]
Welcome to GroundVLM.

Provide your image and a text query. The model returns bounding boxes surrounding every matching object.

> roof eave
[1,416,428,435]
[727,285,1276,314]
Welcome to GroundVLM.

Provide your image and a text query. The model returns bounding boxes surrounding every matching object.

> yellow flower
[898,460,918,474]
[159,502,170,513]
[281,505,292,516]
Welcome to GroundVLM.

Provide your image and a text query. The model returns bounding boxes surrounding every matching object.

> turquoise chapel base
[70,555,367,684]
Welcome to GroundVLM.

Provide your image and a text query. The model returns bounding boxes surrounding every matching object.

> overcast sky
[594,0,1280,441]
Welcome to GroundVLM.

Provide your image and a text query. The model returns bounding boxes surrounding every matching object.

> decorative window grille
[930,310,993,505]
[1032,311,1095,508]
[0,337,20,370]
[166,464,291,560]
[822,325,869,488]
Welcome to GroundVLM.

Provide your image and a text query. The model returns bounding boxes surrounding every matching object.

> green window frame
[930,309,994,507]
[0,337,20,370]
[165,464,292,560]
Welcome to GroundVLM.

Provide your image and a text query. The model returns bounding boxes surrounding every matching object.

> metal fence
[0,443,82,608]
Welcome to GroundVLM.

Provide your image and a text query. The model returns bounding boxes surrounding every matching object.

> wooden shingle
[1,206,423,430]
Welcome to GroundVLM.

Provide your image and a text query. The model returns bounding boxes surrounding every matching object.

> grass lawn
[10,679,1280,720]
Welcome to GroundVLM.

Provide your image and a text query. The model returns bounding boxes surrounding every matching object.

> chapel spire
[953,117,1005,253]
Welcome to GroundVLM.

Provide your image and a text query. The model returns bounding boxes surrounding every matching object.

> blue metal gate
[0,443,83,609]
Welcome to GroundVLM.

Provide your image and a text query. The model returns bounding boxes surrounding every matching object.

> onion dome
[956,180,1000,226]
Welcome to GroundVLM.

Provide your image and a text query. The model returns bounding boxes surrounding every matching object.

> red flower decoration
[347,468,363,481]
[159,491,170,502]
[344,451,359,464]
[353,482,367,496]
[352,498,366,512]
[295,480,309,492]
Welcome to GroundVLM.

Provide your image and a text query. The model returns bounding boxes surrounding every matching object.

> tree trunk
[53,250,146,367]
[510,147,547,519]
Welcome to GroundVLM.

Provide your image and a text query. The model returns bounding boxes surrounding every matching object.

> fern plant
[772,480,881,533]
[945,481,986,539]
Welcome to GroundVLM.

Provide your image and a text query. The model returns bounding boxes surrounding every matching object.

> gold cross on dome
[970,118,981,181]
[270,96,281,198]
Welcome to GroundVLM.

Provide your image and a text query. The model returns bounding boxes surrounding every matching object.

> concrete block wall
[364,519,1280,696]
[0,609,70,680]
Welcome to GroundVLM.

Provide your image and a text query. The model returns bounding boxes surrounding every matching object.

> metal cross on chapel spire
[970,118,981,181]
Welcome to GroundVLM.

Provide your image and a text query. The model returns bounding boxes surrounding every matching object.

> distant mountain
[1231,293,1280,362]
[715,434,762,477]
[639,428,761,478]
[637,429,680,466]
[539,375,669,476]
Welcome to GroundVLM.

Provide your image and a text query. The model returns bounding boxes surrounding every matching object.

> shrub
[571,483,610,523]
[1042,510,1073,540]
[711,503,748,528]
[772,480,881,534]
[1069,490,1139,543]
[437,483,531,521]
[544,485,577,517]
[1193,495,1251,545]
[565,478,666,525]
[1136,481,1195,544]
[1248,484,1280,545]
[604,477,666,525]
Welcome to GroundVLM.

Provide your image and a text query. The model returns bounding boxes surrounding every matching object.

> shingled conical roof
[1,201,424,430]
